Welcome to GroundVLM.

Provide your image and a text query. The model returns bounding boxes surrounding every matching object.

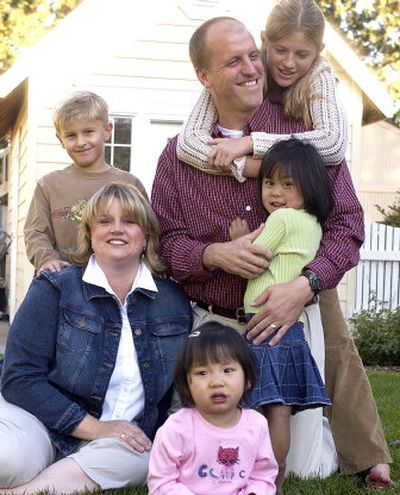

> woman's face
[265,31,320,88]
[91,198,146,268]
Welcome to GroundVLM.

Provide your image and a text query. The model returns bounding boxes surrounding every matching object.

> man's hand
[246,277,314,345]
[207,136,253,170]
[38,259,70,274]
[203,224,271,279]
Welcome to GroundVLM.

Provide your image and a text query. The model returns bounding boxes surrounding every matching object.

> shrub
[375,190,400,227]
[350,302,400,366]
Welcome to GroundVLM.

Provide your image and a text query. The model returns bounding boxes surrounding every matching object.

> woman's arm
[1,276,87,434]
[251,58,348,165]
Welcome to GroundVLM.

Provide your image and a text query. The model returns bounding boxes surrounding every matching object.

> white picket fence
[355,222,400,313]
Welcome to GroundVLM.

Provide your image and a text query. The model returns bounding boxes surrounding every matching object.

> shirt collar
[83,255,158,297]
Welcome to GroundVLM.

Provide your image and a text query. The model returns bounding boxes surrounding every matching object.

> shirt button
[245,205,252,212]
[143,362,151,369]
[130,298,136,304]
[134,328,142,336]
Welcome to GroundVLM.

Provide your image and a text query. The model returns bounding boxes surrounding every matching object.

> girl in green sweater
[231,138,334,489]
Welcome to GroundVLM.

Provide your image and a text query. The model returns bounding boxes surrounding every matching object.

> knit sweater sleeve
[251,58,348,165]
[177,88,245,182]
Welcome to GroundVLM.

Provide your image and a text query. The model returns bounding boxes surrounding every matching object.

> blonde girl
[177,0,347,179]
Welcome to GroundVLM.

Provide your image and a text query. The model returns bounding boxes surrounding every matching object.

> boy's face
[57,118,112,172]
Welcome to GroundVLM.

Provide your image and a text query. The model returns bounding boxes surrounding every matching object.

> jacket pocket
[58,305,103,352]
[147,317,190,391]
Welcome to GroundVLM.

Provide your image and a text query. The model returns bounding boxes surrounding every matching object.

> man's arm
[305,162,364,287]
[151,142,270,283]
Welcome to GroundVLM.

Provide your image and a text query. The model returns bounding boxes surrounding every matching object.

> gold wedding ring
[121,433,126,439]
[270,323,277,330]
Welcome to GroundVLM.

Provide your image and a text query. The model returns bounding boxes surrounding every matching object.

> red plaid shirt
[151,99,364,309]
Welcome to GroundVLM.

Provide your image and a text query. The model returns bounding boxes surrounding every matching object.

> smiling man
[151,16,392,486]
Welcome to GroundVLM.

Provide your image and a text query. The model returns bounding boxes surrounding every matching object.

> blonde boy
[24,90,147,274]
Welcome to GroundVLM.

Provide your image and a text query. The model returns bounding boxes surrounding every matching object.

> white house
[0,0,397,319]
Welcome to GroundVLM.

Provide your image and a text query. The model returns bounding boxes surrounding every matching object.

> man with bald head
[151,16,392,487]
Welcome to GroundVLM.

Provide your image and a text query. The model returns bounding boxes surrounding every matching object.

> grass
[0,363,397,494]
[108,370,400,495]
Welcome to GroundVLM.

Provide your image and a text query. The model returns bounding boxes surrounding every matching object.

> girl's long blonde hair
[262,0,327,125]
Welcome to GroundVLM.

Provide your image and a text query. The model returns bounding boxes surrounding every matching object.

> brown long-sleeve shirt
[24,164,147,271]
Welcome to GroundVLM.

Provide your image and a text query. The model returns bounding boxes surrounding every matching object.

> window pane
[105,146,111,164]
[114,118,132,144]
[113,147,131,172]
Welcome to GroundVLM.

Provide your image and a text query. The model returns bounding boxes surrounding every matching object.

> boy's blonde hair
[71,182,165,275]
[262,0,326,125]
[53,90,109,135]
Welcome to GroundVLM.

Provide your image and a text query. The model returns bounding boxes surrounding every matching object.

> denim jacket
[1,265,192,455]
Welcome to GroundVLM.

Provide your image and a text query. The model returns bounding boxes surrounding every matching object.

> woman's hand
[72,415,152,453]
[207,136,253,170]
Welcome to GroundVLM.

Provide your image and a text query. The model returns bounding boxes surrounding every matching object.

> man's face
[198,21,264,128]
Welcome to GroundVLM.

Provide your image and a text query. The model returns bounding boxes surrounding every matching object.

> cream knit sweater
[177,57,348,181]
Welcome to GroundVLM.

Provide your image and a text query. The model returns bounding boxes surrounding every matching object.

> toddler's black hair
[174,322,258,408]
[258,137,334,224]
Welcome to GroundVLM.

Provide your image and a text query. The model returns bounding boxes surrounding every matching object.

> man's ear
[196,68,211,89]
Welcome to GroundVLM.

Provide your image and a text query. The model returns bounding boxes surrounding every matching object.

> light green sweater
[244,208,322,314]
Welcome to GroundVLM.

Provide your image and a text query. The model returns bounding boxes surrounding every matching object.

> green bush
[350,302,400,366]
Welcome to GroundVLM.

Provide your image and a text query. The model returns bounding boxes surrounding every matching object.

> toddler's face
[262,168,304,214]
[187,358,245,426]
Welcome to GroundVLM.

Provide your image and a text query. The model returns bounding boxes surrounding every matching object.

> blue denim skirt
[246,319,331,414]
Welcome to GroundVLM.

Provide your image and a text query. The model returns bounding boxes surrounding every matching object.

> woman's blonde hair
[71,182,165,275]
[262,0,326,125]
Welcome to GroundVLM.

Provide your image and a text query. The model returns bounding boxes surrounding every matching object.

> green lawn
[0,366,397,494]
[110,370,400,495]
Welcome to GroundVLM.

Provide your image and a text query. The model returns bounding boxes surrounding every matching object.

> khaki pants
[320,289,392,474]
[0,396,149,489]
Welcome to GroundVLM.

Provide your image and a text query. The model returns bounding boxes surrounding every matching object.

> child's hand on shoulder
[229,217,250,240]
[38,259,70,274]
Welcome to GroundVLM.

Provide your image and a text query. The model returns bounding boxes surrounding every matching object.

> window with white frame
[105,116,134,172]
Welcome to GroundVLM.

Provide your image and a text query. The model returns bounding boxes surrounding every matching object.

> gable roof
[0,0,396,139]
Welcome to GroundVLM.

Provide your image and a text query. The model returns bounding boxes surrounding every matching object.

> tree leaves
[317,0,400,124]
[0,0,83,74]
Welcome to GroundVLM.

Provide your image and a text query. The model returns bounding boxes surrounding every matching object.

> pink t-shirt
[147,407,277,495]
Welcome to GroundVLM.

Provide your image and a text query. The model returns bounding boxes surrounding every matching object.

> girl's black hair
[258,138,334,224]
[174,322,258,408]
